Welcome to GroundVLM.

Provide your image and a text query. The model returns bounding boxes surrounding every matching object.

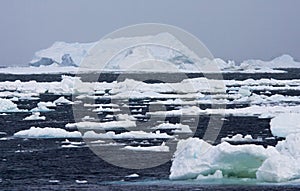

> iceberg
[240,54,300,70]
[24,33,300,74]
[30,41,94,67]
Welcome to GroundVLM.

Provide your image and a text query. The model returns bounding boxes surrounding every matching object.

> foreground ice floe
[170,130,300,182]
[169,138,276,180]
[257,133,300,182]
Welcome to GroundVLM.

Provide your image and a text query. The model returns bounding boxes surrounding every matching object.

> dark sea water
[1,70,300,190]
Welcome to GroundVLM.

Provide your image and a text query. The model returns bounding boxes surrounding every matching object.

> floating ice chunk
[82,116,96,121]
[23,112,46,121]
[83,130,173,139]
[30,102,54,112]
[92,106,120,113]
[123,142,169,152]
[48,180,60,183]
[152,123,192,133]
[270,113,300,138]
[14,127,82,138]
[169,138,277,180]
[75,180,88,184]
[66,120,136,130]
[0,98,25,112]
[53,96,73,105]
[115,114,136,121]
[125,173,140,178]
[149,106,202,116]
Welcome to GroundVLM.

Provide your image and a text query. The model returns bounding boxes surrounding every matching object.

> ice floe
[53,96,73,105]
[23,112,46,121]
[0,98,26,112]
[66,120,136,130]
[152,123,192,133]
[14,127,81,138]
[123,142,169,152]
[83,131,174,140]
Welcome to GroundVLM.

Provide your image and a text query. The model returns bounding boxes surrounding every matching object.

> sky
[0,0,299,66]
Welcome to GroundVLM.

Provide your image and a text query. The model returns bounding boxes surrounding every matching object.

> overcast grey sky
[0,0,299,66]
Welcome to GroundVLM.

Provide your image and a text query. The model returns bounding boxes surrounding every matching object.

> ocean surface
[1,70,300,190]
